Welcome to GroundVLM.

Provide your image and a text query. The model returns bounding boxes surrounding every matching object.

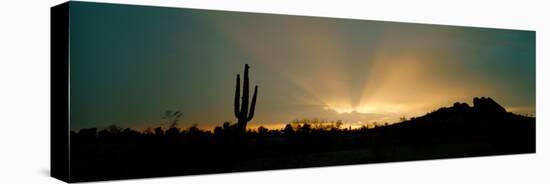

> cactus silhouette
[234,64,258,132]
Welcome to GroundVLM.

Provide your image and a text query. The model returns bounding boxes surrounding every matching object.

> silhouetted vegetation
[234,64,258,133]
[69,97,535,182]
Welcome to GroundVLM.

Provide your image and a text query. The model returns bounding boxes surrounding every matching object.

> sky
[68,2,535,131]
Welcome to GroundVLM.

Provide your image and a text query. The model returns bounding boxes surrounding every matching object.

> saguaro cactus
[234,64,258,132]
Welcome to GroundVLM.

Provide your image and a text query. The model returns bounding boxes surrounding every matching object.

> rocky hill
[370,97,535,154]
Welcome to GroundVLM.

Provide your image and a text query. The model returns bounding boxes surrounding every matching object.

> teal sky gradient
[68,2,535,130]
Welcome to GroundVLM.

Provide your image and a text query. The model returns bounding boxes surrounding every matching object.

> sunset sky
[68,2,535,130]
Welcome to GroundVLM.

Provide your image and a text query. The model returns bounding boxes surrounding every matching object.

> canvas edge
[51,1,71,183]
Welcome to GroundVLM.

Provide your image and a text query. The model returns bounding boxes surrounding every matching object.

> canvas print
[51,1,535,182]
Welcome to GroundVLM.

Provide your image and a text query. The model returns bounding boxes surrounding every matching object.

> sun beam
[205,15,532,127]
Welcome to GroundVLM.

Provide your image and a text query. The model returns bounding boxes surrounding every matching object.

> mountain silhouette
[367,97,535,157]
[386,97,532,131]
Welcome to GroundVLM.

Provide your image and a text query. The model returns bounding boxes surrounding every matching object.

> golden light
[210,16,503,127]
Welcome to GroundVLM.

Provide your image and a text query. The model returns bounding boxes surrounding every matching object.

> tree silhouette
[283,124,294,135]
[163,110,183,129]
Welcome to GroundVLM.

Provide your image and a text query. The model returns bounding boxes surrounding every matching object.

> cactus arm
[234,74,241,118]
[248,85,258,121]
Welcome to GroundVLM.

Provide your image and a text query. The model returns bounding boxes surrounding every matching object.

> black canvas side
[51,2,70,183]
